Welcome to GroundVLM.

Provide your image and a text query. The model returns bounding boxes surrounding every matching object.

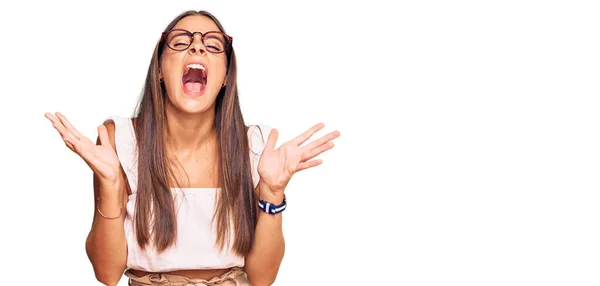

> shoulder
[247,124,274,152]
[99,118,117,152]
[247,124,273,139]
[101,116,135,153]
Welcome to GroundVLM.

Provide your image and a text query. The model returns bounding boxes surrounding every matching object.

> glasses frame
[161,28,233,53]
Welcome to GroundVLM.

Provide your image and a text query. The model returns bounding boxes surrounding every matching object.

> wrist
[257,194,287,215]
[97,183,123,211]
[98,181,123,199]
[98,178,121,189]
[258,181,284,205]
[96,197,123,219]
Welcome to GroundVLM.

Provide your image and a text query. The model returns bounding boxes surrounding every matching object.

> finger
[302,130,340,151]
[46,113,65,137]
[301,141,334,162]
[48,113,78,152]
[98,125,111,147]
[47,113,76,140]
[44,112,59,124]
[297,159,323,172]
[64,141,75,152]
[52,121,81,148]
[293,123,324,146]
[265,128,279,151]
[56,112,84,140]
[45,112,66,130]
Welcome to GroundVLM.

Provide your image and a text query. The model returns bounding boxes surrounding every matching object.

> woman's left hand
[257,123,341,200]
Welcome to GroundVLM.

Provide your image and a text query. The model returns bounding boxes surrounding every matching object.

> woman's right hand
[45,112,121,188]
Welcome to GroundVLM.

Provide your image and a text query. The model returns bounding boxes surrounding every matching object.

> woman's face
[160,15,228,115]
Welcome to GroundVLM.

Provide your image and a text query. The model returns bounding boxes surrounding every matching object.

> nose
[188,34,206,55]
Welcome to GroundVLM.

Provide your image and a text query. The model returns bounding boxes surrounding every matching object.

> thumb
[265,128,278,151]
[98,125,111,147]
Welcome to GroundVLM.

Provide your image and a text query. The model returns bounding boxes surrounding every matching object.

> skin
[45,15,340,286]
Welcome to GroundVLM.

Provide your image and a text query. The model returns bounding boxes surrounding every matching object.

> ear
[222,74,228,87]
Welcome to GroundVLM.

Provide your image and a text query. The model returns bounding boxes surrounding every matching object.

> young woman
[45,10,340,286]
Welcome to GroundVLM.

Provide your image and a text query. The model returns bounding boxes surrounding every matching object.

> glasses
[162,29,232,53]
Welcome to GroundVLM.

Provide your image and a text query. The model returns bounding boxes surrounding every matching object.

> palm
[45,112,121,185]
[258,142,303,192]
[77,135,120,183]
[257,123,340,194]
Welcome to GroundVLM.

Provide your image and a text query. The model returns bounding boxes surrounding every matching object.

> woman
[45,10,339,286]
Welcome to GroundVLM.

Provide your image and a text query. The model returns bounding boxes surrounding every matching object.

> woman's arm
[244,124,340,285]
[46,114,129,286]
[85,122,128,286]
[244,182,286,286]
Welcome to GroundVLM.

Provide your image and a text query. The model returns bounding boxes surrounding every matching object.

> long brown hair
[132,10,257,256]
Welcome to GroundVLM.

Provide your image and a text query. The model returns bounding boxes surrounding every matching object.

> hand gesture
[45,112,121,187]
[257,123,340,196]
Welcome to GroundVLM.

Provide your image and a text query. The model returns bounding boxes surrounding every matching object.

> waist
[125,267,251,285]
[128,268,231,280]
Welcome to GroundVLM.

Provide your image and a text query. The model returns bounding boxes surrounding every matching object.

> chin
[172,92,218,115]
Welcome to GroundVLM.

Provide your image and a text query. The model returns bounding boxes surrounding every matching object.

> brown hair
[132,10,256,256]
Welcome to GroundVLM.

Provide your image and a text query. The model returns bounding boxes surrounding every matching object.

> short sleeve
[105,116,139,194]
[247,124,273,189]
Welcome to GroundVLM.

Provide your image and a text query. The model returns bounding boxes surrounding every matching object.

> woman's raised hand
[257,123,340,197]
[45,112,121,187]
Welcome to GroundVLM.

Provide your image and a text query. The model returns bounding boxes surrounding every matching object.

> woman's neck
[164,106,217,155]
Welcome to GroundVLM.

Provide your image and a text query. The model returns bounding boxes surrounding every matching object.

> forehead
[172,15,221,33]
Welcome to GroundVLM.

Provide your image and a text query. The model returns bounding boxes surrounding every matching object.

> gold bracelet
[96,198,122,220]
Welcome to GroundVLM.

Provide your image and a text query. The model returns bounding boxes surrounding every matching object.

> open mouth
[182,63,207,95]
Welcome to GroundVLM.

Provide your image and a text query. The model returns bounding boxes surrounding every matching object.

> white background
[1,0,599,285]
